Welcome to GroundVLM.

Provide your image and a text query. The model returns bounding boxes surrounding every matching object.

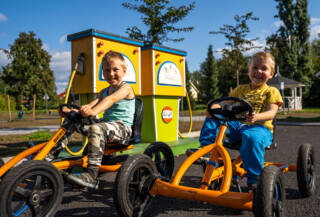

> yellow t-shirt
[229,84,283,133]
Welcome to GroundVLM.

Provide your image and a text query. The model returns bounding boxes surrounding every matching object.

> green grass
[23,130,52,141]
[291,108,320,113]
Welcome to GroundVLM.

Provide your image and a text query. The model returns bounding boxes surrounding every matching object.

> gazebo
[267,72,305,110]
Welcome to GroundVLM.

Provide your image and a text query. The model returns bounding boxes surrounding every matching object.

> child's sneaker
[66,165,99,190]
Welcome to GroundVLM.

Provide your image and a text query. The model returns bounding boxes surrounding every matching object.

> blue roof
[67,29,144,47]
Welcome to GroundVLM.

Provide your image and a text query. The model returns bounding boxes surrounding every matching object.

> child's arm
[246,103,279,123]
[80,83,133,117]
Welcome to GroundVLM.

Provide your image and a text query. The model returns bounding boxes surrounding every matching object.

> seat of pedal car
[106,98,144,150]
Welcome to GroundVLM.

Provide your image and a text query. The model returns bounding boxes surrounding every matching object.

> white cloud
[274,21,283,28]
[215,39,266,57]
[0,13,8,22]
[310,17,320,40]
[243,40,266,56]
[310,25,320,40]
[311,18,320,25]
[0,50,10,67]
[50,50,71,93]
[42,43,50,52]
[59,34,67,45]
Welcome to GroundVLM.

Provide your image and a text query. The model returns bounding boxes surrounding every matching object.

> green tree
[1,32,57,109]
[122,0,195,44]
[198,45,221,104]
[294,0,313,88]
[311,36,320,72]
[308,36,320,107]
[183,61,196,110]
[270,0,313,87]
[210,12,260,86]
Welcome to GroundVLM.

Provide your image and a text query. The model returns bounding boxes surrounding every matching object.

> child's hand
[246,112,257,123]
[59,107,72,117]
[80,105,95,117]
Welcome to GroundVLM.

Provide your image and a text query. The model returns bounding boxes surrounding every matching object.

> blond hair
[249,52,275,76]
[101,50,126,71]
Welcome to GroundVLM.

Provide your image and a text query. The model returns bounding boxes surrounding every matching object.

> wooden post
[33,94,36,120]
[7,95,12,121]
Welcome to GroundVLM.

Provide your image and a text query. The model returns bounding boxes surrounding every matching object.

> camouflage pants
[60,121,132,166]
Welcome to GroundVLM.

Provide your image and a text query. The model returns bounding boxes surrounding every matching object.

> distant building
[57,91,66,99]
[189,81,199,101]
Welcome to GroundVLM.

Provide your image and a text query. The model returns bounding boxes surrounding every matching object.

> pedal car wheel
[254,165,285,217]
[297,143,316,197]
[0,158,4,167]
[108,154,129,165]
[0,158,5,184]
[113,154,157,217]
[0,160,64,217]
[144,142,174,179]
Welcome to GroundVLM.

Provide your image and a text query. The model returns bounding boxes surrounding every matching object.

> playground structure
[67,28,187,143]
[0,29,189,217]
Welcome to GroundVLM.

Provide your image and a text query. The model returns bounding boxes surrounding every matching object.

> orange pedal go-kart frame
[114,96,316,217]
[0,97,175,217]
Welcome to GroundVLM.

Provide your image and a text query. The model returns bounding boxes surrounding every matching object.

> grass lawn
[0,108,319,157]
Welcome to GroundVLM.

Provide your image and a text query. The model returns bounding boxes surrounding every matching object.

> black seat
[128,97,143,144]
[224,117,277,150]
[108,97,144,149]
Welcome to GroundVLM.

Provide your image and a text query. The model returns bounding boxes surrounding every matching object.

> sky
[1,0,320,94]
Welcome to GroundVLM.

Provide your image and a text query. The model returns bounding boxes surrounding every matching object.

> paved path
[0,125,59,136]
[53,125,320,217]
[0,115,320,136]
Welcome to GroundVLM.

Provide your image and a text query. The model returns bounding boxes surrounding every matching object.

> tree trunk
[33,94,36,120]
[236,68,240,87]
[7,95,12,121]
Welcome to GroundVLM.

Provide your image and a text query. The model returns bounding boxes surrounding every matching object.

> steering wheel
[59,104,100,125]
[207,96,253,121]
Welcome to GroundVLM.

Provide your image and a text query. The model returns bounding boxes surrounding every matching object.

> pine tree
[198,45,221,104]
[1,32,57,108]
[122,0,195,44]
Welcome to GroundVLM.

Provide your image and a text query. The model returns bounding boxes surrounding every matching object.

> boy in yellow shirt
[200,52,283,189]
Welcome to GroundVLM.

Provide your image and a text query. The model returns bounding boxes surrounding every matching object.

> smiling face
[102,57,127,87]
[248,53,274,89]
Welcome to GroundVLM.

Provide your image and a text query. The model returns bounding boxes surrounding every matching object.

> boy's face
[103,58,126,87]
[248,58,273,88]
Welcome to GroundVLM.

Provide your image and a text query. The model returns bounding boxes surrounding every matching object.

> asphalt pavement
[53,125,320,217]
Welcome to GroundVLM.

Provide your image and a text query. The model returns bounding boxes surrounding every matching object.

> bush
[194,104,207,110]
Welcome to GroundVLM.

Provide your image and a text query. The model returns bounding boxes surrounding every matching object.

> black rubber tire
[113,154,157,217]
[254,165,285,217]
[0,157,4,168]
[0,160,64,217]
[108,154,129,165]
[297,143,316,197]
[144,142,174,180]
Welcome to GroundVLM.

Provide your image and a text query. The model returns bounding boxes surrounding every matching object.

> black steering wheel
[59,104,100,125]
[207,96,253,121]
